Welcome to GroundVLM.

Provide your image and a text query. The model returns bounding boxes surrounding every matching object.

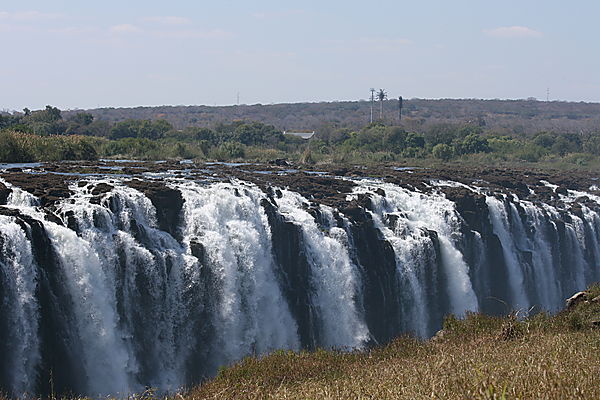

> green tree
[405,132,425,148]
[212,142,245,160]
[232,122,282,146]
[27,105,62,123]
[69,113,94,125]
[583,134,600,155]
[533,132,555,148]
[432,143,454,161]
[459,133,490,154]
[109,120,141,139]
[138,120,172,140]
[382,127,407,153]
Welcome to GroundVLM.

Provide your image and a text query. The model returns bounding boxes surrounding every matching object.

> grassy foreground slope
[187,285,600,400]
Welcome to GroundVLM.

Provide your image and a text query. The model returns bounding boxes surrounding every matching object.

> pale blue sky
[1,1,599,110]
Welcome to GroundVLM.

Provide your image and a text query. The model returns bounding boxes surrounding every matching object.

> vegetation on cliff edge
[2,105,600,170]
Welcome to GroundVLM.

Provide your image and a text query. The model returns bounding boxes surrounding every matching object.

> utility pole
[398,96,403,121]
[370,88,375,124]
[237,91,240,105]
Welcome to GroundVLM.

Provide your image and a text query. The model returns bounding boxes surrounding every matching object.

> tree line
[1,105,599,166]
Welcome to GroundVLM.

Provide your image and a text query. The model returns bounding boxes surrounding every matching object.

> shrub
[210,142,245,161]
[514,143,547,162]
[432,143,454,161]
[102,137,159,159]
[0,131,98,162]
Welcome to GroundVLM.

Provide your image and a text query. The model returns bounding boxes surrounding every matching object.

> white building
[283,130,315,139]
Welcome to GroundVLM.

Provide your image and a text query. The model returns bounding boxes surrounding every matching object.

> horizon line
[4,96,600,113]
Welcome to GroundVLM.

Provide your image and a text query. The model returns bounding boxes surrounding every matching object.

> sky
[1,0,599,110]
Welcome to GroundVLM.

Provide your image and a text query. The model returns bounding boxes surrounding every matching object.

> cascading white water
[273,188,369,348]
[580,204,600,280]
[352,181,479,325]
[517,201,561,309]
[485,195,530,309]
[3,180,140,395]
[0,215,40,396]
[178,180,300,364]
[562,189,600,282]
[1,179,197,395]
[55,180,200,394]
[43,218,135,395]
[353,187,430,337]
[485,191,598,312]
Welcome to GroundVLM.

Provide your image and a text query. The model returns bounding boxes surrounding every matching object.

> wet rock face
[261,197,318,348]
[441,187,489,232]
[339,193,373,223]
[125,179,184,238]
[1,172,72,206]
[90,182,113,196]
[346,212,401,343]
[0,182,11,205]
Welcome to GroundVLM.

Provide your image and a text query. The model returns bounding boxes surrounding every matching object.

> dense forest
[1,100,600,167]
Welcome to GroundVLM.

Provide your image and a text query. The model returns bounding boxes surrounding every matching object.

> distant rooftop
[283,130,315,139]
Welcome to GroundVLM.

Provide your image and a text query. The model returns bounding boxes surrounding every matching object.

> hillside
[66,98,600,135]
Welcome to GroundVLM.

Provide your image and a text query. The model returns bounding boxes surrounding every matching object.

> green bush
[514,143,547,162]
[0,131,98,162]
[432,143,454,161]
[0,131,36,162]
[210,142,246,161]
[102,137,159,158]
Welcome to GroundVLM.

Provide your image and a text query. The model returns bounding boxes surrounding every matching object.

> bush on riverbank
[0,130,99,162]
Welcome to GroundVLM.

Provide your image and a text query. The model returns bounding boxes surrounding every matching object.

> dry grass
[186,331,599,400]
[186,285,600,400]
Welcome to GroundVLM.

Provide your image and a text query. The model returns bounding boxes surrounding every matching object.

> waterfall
[0,216,40,395]
[486,195,531,309]
[485,191,596,313]
[352,181,478,337]
[177,180,300,367]
[272,188,368,348]
[0,174,598,396]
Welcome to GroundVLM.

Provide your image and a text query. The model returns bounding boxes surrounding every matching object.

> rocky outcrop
[125,179,184,237]
[566,291,587,309]
[0,182,11,205]
[440,187,488,232]
[261,197,318,348]
[1,172,71,206]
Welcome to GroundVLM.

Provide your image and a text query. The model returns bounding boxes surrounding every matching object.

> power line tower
[546,87,550,102]
[370,88,375,123]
